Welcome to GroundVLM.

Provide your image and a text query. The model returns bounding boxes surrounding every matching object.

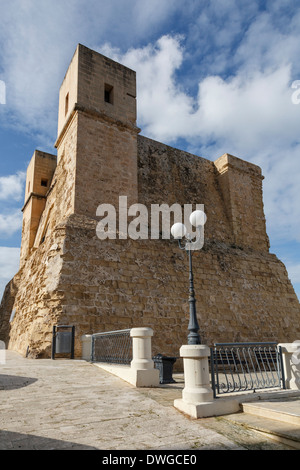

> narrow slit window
[104,84,114,104]
[65,92,69,116]
[40,224,49,245]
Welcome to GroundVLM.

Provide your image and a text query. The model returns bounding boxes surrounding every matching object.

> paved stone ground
[0,351,292,450]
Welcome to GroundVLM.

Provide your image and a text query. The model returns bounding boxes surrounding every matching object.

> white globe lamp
[189,210,207,227]
[171,222,187,240]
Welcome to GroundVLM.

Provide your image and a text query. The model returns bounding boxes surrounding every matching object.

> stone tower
[20,151,57,265]
[55,44,139,218]
[0,44,299,359]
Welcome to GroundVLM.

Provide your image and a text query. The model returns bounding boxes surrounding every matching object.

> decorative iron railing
[210,342,285,397]
[91,329,132,365]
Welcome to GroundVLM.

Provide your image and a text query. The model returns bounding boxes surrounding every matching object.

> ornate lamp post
[171,210,207,345]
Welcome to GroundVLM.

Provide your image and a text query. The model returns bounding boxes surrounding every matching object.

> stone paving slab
[241,398,300,425]
[0,351,293,450]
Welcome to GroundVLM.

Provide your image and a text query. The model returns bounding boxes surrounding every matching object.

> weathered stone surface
[0,44,299,361]
[2,350,293,450]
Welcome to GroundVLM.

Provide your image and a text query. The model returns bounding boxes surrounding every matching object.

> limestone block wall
[1,44,299,362]
[2,129,300,361]
[137,136,233,245]
[137,136,269,252]
[0,226,65,357]
[76,44,137,127]
[57,47,79,140]
[56,44,139,218]
[74,110,138,216]
[1,213,298,361]
[214,154,269,251]
[20,196,46,265]
[1,129,299,361]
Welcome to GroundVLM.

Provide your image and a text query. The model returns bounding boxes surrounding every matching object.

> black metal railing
[210,342,285,397]
[91,329,132,365]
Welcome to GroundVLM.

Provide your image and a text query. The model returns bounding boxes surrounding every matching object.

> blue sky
[0,0,299,300]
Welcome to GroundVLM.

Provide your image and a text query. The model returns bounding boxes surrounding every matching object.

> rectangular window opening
[104,84,114,104]
[41,179,48,187]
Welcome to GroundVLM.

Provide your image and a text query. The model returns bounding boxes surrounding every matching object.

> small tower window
[104,84,114,104]
[65,92,69,116]
[41,179,48,187]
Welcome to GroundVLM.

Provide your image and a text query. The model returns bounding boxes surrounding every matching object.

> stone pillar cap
[130,327,153,338]
[180,344,210,358]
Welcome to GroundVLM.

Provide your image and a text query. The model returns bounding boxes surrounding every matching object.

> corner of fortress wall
[0,44,299,359]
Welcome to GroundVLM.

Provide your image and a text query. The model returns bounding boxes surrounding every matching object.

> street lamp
[171,210,207,345]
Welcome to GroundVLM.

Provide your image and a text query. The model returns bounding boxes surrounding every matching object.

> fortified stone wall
[137,136,269,252]
[0,44,299,361]
[1,134,299,359]
[1,211,298,360]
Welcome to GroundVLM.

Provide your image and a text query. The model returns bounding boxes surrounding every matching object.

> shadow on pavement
[0,374,38,390]
[0,430,98,450]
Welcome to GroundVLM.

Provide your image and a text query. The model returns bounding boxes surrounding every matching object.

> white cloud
[0,0,183,143]
[0,246,20,300]
[99,35,300,148]
[196,66,299,149]
[0,171,25,239]
[0,1,82,139]
[233,9,300,75]
[98,35,194,141]
[0,171,25,201]
[0,210,23,237]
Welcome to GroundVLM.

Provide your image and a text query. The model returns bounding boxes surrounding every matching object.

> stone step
[241,398,300,426]
[222,398,300,450]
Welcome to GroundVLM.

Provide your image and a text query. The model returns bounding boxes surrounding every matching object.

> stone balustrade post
[279,342,300,390]
[128,327,160,387]
[174,344,240,418]
[180,345,214,404]
[81,334,92,361]
[130,327,155,371]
